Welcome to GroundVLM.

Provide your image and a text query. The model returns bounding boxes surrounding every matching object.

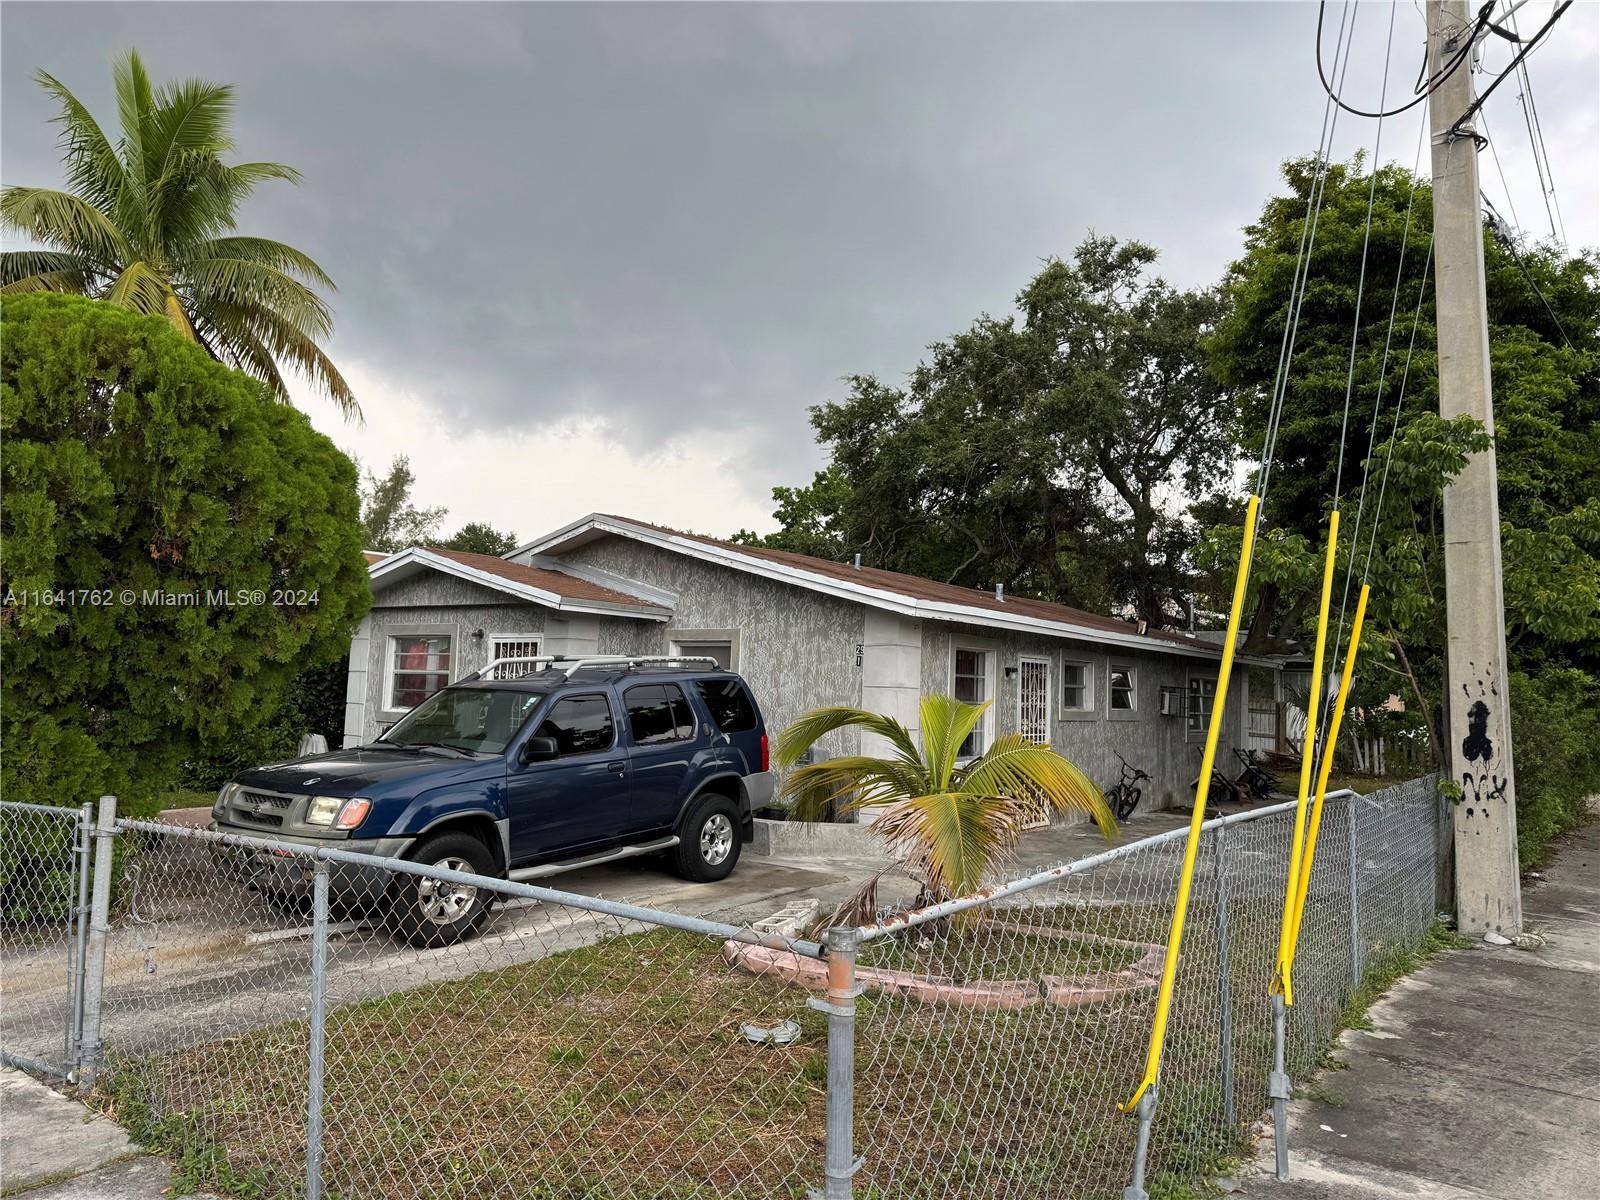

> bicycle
[1105,752,1151,821]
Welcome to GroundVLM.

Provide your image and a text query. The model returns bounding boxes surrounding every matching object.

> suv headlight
[214,782,242,816]
[305,796,372,830]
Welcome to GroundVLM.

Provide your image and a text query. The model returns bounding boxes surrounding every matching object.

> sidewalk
[1236,820,1600,1200]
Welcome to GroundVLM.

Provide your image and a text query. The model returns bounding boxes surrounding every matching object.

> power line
[1481,192,1575,349]
[1447,0,1574,141]
[1315,0,1493,119]
[1506,3,1568,247]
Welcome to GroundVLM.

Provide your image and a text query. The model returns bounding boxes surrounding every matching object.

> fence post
[76,795,117,1093]
[1213,824,1236,1132]
[1346,793,1363,990]
[809,927,861,1200]
[1270,993,1290,1181]
[306,860,330,1200]
[68,801,94,1075]
[1123,1081,1158,1200]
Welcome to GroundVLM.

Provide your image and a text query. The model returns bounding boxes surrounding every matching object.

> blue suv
[211,656,774,945]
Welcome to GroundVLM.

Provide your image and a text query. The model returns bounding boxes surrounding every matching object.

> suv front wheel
[388,831,496,947]
[674,794,742,882]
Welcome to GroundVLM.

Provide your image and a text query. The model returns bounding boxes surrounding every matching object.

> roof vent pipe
[853,553,862,570]
[996,583,1005,602]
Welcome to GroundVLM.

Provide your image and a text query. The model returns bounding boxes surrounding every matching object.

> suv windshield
[381,688,545,756]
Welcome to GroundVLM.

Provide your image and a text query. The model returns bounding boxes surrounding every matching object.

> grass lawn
[98,901,1453,1200]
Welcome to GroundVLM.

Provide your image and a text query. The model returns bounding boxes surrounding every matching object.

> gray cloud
[4,2,1596,521]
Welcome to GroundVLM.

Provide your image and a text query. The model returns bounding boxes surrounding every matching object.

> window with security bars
[1018,657,1051,744]
[389,635,451,709]
[488,635,542,679]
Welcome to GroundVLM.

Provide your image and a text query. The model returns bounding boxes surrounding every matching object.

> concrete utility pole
[1426,0,1521,936]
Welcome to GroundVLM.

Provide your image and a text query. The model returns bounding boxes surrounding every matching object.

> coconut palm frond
[960,734,1116,839]
[0,250,92,294]
[918,694,990,788]
[780,755,930,814]
[774,705,921,770]
[33,69,127,214]
[869,791,1030,900]
[0,187,131,264]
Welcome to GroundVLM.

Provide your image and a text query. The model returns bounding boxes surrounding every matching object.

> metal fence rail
[5,775,1443,1199]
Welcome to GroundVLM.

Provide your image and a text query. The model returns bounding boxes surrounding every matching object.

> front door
[1017,656,1053,829]
[506,692,630,863]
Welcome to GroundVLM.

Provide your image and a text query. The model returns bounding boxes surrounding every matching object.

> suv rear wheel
[388,831,496,947]
[673,794,742,882]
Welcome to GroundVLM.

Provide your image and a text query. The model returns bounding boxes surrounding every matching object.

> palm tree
[1,50,356,417]
[777,695,1115,904]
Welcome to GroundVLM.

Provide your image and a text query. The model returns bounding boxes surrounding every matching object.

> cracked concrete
[1234,820,1600,1200]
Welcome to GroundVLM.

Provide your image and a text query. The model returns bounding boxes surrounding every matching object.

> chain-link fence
[841,775,1442,1200]
[5,775,1443,1199]
[0,799,93,1079]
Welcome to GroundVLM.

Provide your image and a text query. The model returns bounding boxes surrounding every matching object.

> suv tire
[673,794,742,882]
[387,831,497,948]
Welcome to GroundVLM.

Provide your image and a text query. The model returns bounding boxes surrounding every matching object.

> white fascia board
[369,547,670,622]
[525,517,1266,666]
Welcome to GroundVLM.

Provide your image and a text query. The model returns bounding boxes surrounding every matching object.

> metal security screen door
[1017,657,1053,828]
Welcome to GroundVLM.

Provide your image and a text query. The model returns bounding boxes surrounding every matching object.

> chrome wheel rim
[417,855,478,925]
[701,813,734,866]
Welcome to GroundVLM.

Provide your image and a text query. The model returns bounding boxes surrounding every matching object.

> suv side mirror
[519,735,559,764]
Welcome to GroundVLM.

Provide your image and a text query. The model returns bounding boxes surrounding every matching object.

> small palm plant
[777,695,1115,905]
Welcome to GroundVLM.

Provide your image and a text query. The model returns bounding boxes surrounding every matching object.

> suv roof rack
[472,654,723,682]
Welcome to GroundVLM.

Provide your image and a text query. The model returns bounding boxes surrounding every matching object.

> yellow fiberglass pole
[1284,583,1370,972]
[1271,509,1339,1005]
[1122,494,1259,1113]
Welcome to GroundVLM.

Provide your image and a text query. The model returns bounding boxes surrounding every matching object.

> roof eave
[369,547,671,622]
[527,516,1266,664]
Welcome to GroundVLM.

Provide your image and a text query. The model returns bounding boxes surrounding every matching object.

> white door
[1016,656,1053,828]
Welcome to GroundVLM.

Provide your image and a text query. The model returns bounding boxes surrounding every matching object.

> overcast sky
[4,2,1596,544]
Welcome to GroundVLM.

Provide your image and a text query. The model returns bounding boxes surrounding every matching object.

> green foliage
[1,50,354,414]
[777,695,1114,900]
[439,520,519,556]
[744,235,1235,625]
[1,294,371,817]
[358,454,447,552]
[1508,668,1600,868]
[1205,154,1599,660]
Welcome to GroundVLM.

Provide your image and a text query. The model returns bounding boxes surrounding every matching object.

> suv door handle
[608,761,626,775]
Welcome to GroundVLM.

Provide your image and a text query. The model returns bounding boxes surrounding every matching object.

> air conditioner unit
[1159,686,1185,717]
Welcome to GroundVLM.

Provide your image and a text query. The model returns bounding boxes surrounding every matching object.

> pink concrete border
[723,918,1166,1011]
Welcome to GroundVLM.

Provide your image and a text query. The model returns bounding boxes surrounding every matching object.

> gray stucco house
[345,514,1276,814]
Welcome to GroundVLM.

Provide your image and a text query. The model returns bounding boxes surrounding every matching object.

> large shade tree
[738,236,1235,627]
[1,50,356,416]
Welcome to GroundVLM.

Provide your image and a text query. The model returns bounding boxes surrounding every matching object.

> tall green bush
[1,294,371,818]
[1509,668,1600,868]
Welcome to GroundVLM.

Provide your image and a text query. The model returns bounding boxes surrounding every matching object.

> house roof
[362,551,389,565]
[368,545,671,620]
[517,514,1266,664]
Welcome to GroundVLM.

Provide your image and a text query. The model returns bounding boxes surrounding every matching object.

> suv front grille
[241,790,293,809]
[235,808,284,828]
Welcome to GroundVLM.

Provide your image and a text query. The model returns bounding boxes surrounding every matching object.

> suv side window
[625,684,695,745]
[534,694,615,756]
[693,678,757,733]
